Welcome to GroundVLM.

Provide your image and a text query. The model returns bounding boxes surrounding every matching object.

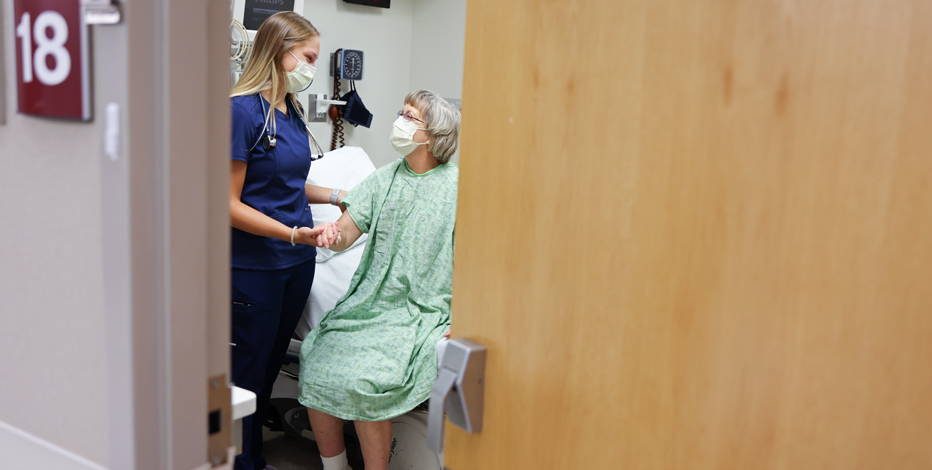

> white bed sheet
[296,146,377,339]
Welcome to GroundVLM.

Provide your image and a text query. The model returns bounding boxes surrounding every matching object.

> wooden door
[447,1,932,469]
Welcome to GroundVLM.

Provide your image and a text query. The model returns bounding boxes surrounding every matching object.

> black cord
[330,49,346,151]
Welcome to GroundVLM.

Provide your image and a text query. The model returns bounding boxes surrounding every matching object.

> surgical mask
[286,51,315,93]
[390,116,428,156]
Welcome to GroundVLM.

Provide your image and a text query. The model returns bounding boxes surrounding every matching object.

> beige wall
[410,0,467,163]
[409,0,466,101]
[0,0,122,466]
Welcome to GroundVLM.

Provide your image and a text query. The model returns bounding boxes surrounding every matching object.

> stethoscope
[254,93,325,161]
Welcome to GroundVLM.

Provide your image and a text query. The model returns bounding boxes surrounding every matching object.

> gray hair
[405,89,461,164]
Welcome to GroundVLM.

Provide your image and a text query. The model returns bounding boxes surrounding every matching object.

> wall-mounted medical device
[236,0,304,32]
[331,49,365,81]
[328,48,366,149]
[344,0,390,9]
[308,94,346,123]
[427,338,487,454]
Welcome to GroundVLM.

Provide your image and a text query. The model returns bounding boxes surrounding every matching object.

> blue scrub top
[230,94,316,270]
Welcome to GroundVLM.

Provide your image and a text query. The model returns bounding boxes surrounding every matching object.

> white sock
[321,450,350,470]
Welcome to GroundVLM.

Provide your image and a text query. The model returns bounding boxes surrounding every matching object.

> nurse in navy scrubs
[228,12,345,470]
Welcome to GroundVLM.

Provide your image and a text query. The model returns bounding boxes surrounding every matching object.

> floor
[262,425,365,470]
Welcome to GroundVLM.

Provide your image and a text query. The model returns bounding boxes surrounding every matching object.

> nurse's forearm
[305,184,348,206]
[231,160,323,245]
[230,200,295,242]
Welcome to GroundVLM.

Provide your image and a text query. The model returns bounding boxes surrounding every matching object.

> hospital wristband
[330,188,342,206]
[291,226,297,246]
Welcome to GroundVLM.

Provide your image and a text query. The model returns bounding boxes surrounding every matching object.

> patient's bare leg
[307,408,346,457]
[354,420,392,470]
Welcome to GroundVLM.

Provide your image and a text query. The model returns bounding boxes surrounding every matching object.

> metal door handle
[427,338,487,453]
[82,0,121,24]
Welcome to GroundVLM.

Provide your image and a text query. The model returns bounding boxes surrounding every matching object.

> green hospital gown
[298,158,457,421]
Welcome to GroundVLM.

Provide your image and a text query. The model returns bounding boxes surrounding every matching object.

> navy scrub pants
[231,259,315,470]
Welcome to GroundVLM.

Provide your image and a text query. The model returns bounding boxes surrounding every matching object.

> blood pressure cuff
[341,84,373,128]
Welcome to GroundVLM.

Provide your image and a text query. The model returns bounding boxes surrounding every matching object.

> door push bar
[427,338,487,454]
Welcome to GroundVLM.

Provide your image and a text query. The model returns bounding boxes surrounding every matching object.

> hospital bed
[265,146,446,470]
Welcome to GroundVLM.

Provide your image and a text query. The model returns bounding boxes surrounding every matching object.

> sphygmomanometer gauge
[339,49,364,81]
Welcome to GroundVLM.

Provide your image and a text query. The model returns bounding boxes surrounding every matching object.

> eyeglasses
[397,110,425,125]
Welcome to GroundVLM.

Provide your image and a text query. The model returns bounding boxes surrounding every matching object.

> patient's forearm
[327,212,362,252]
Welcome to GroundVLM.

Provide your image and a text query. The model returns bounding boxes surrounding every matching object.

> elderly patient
[299,89,460,470]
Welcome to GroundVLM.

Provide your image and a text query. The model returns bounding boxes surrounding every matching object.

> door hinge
[208,374,232,467]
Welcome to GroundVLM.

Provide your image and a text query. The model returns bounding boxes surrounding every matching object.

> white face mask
[390,116,428,156]
[286,51,316,93]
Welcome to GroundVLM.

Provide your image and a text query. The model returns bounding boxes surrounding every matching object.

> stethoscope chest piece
[255,93,322,159]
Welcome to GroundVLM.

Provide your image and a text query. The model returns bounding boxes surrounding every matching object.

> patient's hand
[314,221,342,248]
[331,221,343,245]
[321,212,359,253]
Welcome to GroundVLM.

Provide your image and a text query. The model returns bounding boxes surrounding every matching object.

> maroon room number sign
[13,0,91,121]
